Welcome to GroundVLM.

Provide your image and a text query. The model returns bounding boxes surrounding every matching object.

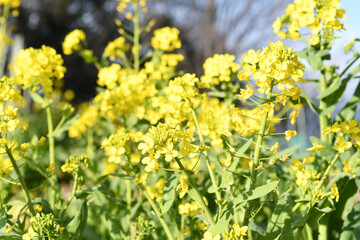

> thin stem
[190,108,222,203]
[319,70,329,143]
[314,153,340,192]
[45,101,58,209]
[243,87,272,226]
[5,145,35,216]
[175,158,216,226]
[126,180,132,232]
[139,185,175,240]
[60,172,79,219]
[46,104,55,167]
[295,153,340,239]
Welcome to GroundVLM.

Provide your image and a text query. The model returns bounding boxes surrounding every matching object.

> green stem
[319,70,329,143]
[5,145,35,216]
[314,153,340,192]
[126,180,132,232]
[60,172,79,219]
[46,103,55,168]
[295,226,304,240]
[190,108,222,203]
[295,153,340,240]
[140,185,175,240]
[175,158,216,226]
[133,2,140,73]
[45,102,58,209]
[243,89,272,226]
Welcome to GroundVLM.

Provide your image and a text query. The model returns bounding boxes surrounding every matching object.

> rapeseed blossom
[62,29,86,55]
[13,46,66,95]
[201,54,240,86]
[151,27,181,51]
[273,0,345,44]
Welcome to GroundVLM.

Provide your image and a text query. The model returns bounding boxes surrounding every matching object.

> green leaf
[320,105,336,116]
[317,81,341,99]
[309,136,336,163]
[234,181,279,206]
[249,221,267,237]
[105,213,123,240]
[67,201,88,239]
[327,175,358,239]
[228,140,252,172]
[307,207,332,229]
[52,114,80,139]
[208,204,232,236]
[336,81,360,121]
[340,202,360,240]
[28,91,47,107]
[265,194,293,240]
[161,175,178,215]
[0,211,6,231]
[298,47,330,71]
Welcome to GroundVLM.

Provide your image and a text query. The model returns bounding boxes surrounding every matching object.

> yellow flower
[270,142,279,154]
[151,27,181,51]
[289,109,298,125]
[201,54,240,85]
[13,46,66,95]
[62,29,86,55]
[176,174,189,198]
[343,159,355,177]
[306,141,326,154]
[330,183,339,202]
[202,231,221,240]
[333,136,352,153]
[238,85,254,100]
[20,143,29,151]
[308,36,320,45]
[285,130,297,141]
[38,136,47,146]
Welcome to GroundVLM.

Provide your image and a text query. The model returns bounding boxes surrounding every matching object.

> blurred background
[4,0,360,141]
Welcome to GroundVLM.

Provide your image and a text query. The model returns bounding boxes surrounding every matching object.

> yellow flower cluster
[22,213,62,240]
[146,178,166,201]
[13,45,66,95]
[101,128,130,164]
[68,105,99,139]
[223,224,248,240]
[138,118,193,172]
[0,0,20,8]
[164,73,203,120]
[61,154,89,173]
[193,98,232,147]
[151,27,181,51]
[178,200,202,217]
[95,66,157,120]
[104,37,130,60]
[273,0,345,43]
[238,41,305,96]
[62,29,86,55]
[324,120,360,149]
[201,54,240,86]
[0,76,23,145]
[144,53,184,81]
[176,173,189,198]
[202,231,221,240]
[230,107,278,137]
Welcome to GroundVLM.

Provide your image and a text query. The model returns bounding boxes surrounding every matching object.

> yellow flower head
[151,27,181,51]
[62,29,86,55]
[333,136,352,153]
[285,130,297,141]
[13,46,66,95]
[201,54,240,86]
